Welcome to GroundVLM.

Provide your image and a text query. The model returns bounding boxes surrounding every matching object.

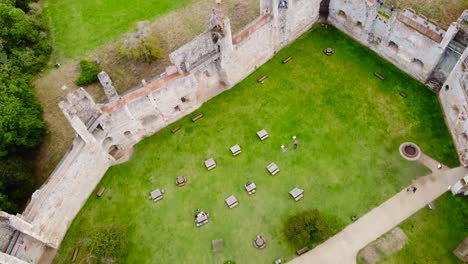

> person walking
[293,136,298,149]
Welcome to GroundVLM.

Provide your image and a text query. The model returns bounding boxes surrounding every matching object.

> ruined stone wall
[328,0,458,83]
[0,1,321,263]
[439,48,468,166]
[1,0,467,263]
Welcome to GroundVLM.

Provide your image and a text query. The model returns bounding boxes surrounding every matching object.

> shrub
[88,224,128,261]
[119,35,162,62]
[75,59,100,86]
[224,261,236,264]
[284,209,332,248]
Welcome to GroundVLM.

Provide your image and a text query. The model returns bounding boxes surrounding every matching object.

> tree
[75,59,100,86]
[0,156,35,213]
[0,1,49,213]
[284,209,332,248]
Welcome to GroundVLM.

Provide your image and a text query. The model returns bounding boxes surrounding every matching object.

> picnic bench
[205,158,217,170]
[245,181,257,195]
[195,211,209,227]
[225,195,239,209]
[399,91,407,98]
[267,162,280,175]
[289,187,304,201]
[374,72,385,80]
[149,189,163,202]
[257,129,269,141]
[192,113,203,122]
[230,144,241,156]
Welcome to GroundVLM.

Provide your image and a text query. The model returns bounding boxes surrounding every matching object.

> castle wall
[1,1,467,263]
[439,49,468,166]
[328,0,456,83]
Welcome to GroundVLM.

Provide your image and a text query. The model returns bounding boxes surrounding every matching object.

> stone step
[5,230,20,255]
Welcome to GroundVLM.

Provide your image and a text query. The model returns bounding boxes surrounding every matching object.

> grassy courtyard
[43,0,192,58]
[380,193,468,264]
[54,26,459,263]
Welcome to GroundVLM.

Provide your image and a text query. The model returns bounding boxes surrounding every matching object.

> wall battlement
[1,1,467,263]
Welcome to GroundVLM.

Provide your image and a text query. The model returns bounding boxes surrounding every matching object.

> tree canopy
[0,0,49,213]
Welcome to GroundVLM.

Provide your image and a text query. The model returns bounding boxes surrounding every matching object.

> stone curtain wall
[328,0,458,83]
[1,0,467,262]
[439,48,468,166]
[0,0,322,263]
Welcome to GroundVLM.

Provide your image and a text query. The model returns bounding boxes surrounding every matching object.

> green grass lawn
[54,26,459,263]
[43,0,192,59]
[380,193,468,264]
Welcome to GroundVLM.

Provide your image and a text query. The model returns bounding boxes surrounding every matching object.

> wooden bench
[257,75,268,83]
[171,125,181,133]
[192,113,203,122]
[399,91,407,98]
[374,72,385,80]
[71,247,79,262]
[282,56,292,64]
[96,186,105,197]
[296,247,309,255]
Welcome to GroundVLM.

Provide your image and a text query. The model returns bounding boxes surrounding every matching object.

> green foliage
[284,210,332,248]
[88,225,128,260]
[224,261,236,264]
[119,35,162,62]
[0,1,49,213]
[0,155,36,212]
[75,59,100,86]
[378,10,391,19]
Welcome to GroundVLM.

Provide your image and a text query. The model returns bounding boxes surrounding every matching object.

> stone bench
[192,113,203,122]
[205,158,217,170]
[96,186,105,197]
[267,162,280,175]
[282,56,292,64]
[296,246,309,255]
[258,75,268,83]
[171,125,181,134]
[257,129,269,141]
[230,144,241,156]
[374,72,385,80]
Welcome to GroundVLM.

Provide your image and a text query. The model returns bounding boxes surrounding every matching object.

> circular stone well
[323,48,334,56]
[253,235,266,249]
[176,176,187,186]
[399,142,421,161]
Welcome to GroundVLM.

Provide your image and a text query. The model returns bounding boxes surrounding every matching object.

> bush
[284,209,332,248]
[88,224,128,260]
[224,261,236,264]
[75,59,100,86]
[119,35,162,62]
